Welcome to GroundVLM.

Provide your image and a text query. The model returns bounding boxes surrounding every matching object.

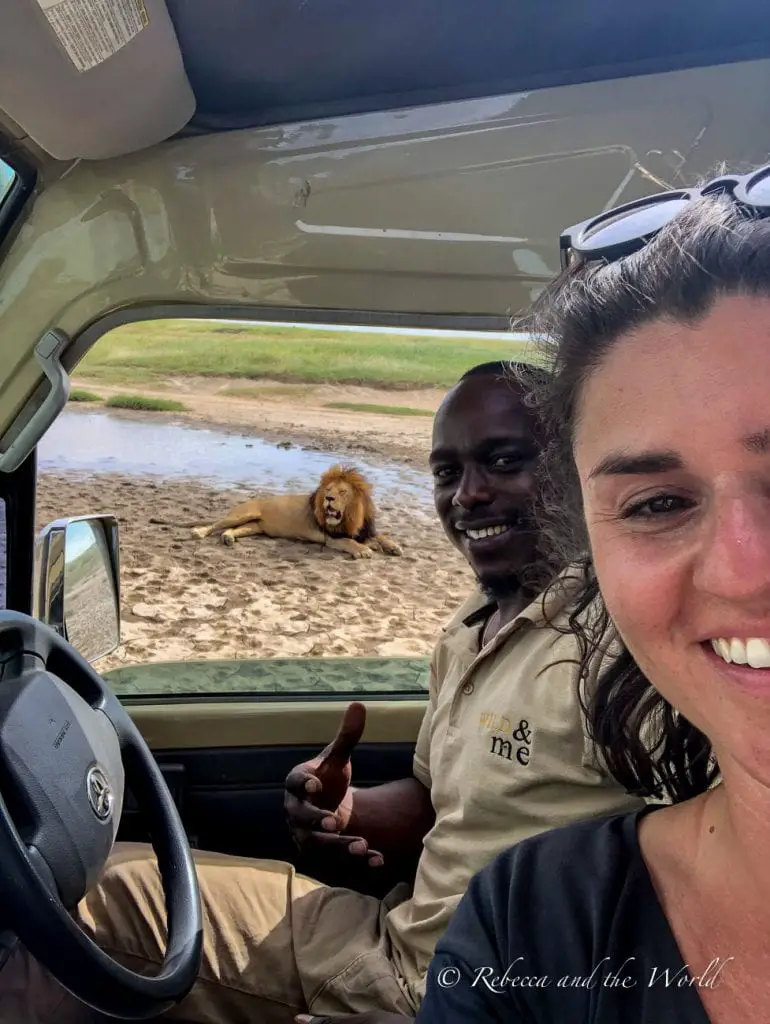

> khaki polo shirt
[384,571,647,1001]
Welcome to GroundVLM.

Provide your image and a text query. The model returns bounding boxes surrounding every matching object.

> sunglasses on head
[559,164,770,270]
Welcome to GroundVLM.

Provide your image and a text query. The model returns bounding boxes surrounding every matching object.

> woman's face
[574,294,770,782]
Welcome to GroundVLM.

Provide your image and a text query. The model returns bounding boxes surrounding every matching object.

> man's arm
[343,655,438,862]
[344,777,435,865]
[288,656,439,875]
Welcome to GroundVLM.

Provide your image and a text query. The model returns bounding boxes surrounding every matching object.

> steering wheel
[0,610,202,1019]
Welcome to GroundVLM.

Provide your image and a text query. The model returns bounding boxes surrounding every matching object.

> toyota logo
[86,765,114,822]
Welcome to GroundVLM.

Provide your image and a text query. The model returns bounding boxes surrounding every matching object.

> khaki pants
[0,843,417,1024]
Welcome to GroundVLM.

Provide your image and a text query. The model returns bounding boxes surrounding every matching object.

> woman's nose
[693,493,770,603]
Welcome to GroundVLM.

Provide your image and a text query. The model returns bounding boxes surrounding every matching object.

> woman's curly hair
[510,189,770,801]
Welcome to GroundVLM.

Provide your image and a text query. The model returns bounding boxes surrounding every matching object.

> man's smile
[454,510,533,545]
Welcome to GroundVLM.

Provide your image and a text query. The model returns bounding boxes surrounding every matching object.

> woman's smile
[702,637,770,696]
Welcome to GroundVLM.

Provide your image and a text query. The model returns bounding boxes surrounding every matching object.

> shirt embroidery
[480,711,533,766]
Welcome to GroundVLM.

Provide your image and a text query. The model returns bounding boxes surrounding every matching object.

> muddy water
[37,408,434,507]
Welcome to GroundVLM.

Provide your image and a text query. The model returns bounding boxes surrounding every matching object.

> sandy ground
[38,378,475,670]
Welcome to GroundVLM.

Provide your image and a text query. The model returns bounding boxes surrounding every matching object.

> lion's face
[313,465,375,539]
[319,480,353,528]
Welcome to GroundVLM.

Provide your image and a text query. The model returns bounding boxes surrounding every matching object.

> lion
[189,464,402,559]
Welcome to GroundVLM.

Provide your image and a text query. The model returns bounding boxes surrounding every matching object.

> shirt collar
[446,564,589,649]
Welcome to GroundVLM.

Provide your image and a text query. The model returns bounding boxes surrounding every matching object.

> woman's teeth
[711,637,770,669]
[464,525,510,541]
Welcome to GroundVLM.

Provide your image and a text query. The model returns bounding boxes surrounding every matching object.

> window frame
[0,154,34,249]
[32,307,483,705]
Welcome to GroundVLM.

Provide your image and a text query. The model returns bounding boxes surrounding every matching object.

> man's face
[430,375,543,595]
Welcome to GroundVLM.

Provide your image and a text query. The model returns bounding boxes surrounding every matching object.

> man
[294,361,647,1024]
[4,361,644,1024]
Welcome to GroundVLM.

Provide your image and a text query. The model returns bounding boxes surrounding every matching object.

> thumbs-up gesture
[284,702,384,867]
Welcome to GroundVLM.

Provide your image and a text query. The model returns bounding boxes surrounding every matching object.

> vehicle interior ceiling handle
[0,329,71,475]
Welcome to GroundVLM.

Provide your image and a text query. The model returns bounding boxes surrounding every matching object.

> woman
[412,165,770,1024]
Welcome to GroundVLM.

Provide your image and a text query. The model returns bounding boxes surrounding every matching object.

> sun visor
[0,0,195,160]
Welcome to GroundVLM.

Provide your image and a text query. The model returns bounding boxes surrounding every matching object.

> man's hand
[284,701,384,867]
[295,1013,413,1023]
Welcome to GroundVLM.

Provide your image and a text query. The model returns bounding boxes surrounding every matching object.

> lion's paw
[222,531,236,546]
[353,546,373,559]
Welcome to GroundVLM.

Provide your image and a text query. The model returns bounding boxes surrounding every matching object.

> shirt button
[462,682,474,695]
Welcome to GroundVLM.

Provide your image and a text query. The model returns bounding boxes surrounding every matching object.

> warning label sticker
[37,0,149,73]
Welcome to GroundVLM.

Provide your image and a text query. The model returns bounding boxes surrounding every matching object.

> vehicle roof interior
[4,0,770,164]
[168,0,770,134]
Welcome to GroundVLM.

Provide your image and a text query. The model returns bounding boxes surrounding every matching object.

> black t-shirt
[415,806,717,1023]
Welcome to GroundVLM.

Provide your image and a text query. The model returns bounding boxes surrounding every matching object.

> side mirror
[34,515,121,664]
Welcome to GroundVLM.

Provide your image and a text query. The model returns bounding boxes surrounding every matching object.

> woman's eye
[622,494,694,519]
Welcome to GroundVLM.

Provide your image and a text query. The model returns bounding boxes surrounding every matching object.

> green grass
[76,365,166,387]
[69,388,102,403]
[76,320,538,390]
[104,394,187,413]
[325,401,434,417]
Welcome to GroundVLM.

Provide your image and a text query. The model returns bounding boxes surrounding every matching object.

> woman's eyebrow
[742,428,770,454]
[589,433,770,478]
[588,450,683,479]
